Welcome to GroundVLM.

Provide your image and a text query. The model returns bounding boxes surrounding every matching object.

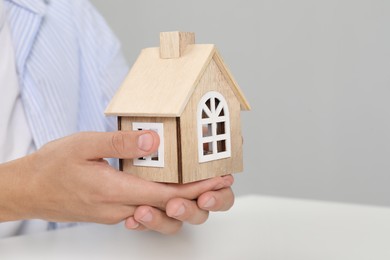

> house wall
[180,58,243,183]
[120,117,179,183]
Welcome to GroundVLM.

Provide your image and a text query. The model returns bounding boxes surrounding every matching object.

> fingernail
[223,176,234,186]
[224,179,232,187]
[126,218,140,229]
[203,197,216,208]
[138,133,154,151]
[130,222,140,229]
[140,211,153,222]
[174,205,186,217]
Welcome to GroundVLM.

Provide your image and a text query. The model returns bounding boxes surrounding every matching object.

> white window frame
[197,91,231,163]
[132,122,164,168]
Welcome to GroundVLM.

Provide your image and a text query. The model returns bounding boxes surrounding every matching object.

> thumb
[70,131,160,160]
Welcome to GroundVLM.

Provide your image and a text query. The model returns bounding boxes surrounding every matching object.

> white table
[1,195,390,260]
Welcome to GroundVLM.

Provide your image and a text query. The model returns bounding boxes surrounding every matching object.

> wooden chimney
[159,31,195,59]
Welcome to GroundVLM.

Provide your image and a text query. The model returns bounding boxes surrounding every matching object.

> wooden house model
[105,31,250,183]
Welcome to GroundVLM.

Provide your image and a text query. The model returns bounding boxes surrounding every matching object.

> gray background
[91,0,390,206]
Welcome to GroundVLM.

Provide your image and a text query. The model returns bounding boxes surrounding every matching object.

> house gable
[213,50,251,111]
[179,58,243,183]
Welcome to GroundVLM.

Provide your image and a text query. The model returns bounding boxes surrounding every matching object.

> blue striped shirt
[5,0,128,148]
[3,0,129,232]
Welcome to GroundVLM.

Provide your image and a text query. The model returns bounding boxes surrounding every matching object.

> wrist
[0,156,34,221]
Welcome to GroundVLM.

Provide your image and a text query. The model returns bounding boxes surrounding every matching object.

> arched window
[197,91,231,163]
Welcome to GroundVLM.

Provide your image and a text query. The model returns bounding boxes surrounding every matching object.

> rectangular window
[132,122,164,168]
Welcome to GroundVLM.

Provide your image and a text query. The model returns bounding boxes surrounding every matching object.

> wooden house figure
[105,31,250,183]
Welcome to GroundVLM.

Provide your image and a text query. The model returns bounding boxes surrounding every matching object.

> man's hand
[0,131,234,233]
[125,175,235,234]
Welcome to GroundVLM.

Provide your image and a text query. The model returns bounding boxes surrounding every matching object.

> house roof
[105,44,250,117]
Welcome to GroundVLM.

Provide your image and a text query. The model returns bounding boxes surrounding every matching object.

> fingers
[125,200,209,235]
[165,185,234,224]
[166,198,209,225]
[126,206,183,235]
[123,176,235,235]
[197,187,235,212]
[119,175,233,210]
[170,175,234,202]
[124,187,234,234]
[67,131,160,160]
[124,217,146,231]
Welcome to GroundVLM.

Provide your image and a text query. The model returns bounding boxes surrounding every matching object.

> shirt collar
[6,0,48,16]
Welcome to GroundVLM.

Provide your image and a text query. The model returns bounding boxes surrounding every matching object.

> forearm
[0,157,31,222]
